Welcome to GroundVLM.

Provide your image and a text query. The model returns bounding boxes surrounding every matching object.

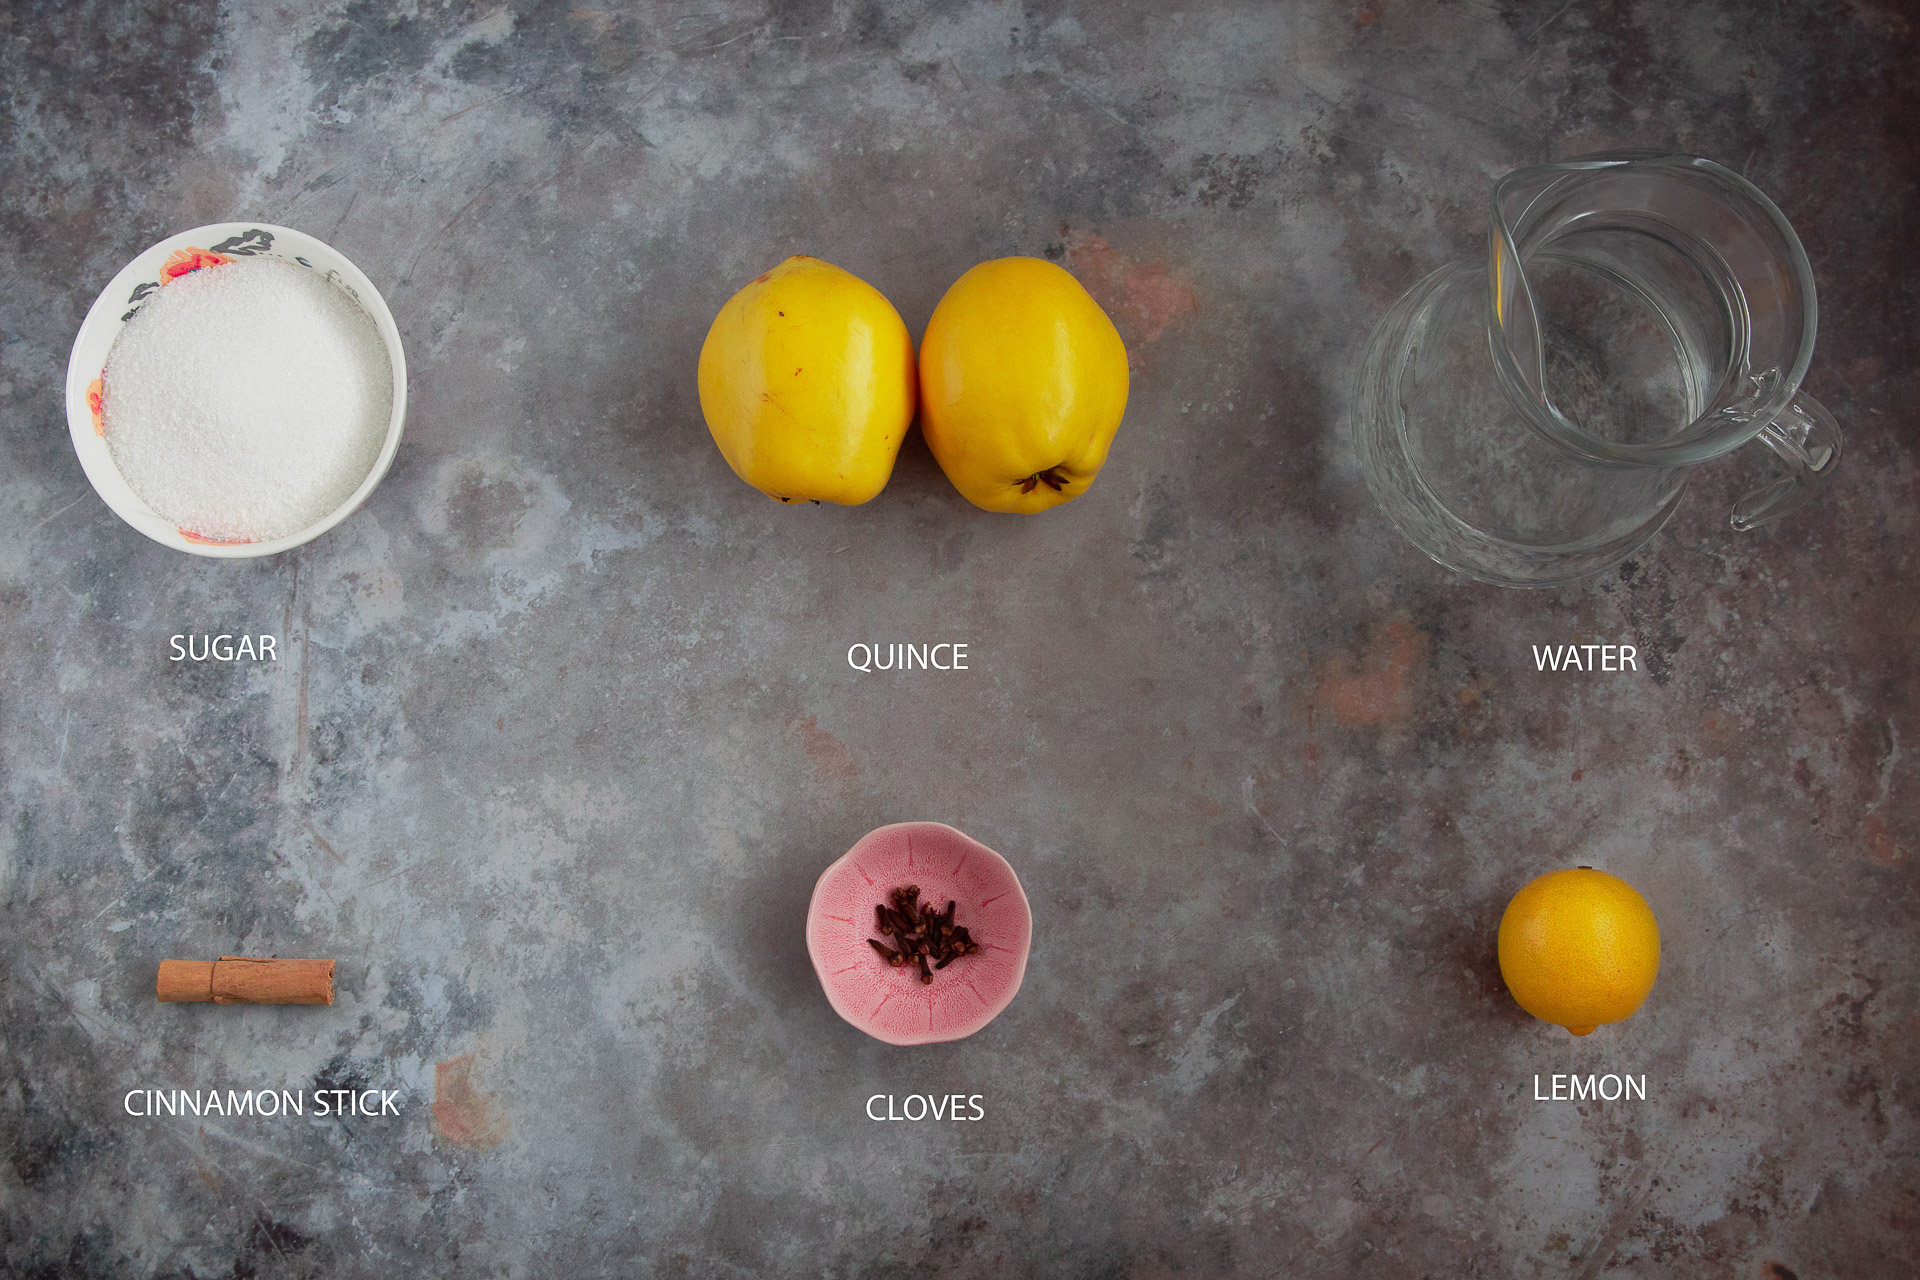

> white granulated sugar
[102,256,392,543]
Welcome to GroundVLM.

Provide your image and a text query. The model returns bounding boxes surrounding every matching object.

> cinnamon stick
[155,959,215,1002]
[157,957,334,1005]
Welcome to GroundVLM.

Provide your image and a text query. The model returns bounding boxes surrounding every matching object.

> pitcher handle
[1730,392,1843,531]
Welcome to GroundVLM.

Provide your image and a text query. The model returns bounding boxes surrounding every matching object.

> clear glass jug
[1353,152,1841,587]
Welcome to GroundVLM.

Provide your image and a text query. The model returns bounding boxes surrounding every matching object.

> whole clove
[869,884,980,984]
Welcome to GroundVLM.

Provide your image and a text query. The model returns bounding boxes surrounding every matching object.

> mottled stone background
[2,2,1916,1276]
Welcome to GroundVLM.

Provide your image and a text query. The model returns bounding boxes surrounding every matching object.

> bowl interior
[64,222,408,558]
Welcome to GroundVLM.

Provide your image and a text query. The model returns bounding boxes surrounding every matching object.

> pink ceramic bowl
[806,822,1032,1046]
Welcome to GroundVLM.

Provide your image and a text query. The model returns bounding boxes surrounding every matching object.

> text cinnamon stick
[157,957,335,1005]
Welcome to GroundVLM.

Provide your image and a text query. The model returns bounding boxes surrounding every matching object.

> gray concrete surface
[3,1,1917,1275]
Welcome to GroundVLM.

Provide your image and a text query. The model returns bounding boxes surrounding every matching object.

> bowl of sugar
[65,223,407,557]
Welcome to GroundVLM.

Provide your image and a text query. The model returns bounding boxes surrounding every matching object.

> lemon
[698,256,916,505]
[919,257,1129,513]
[1497,867,1660,1035]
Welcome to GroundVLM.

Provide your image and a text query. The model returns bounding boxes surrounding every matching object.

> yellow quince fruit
[919,257,1129,513]
[698,256,916,505]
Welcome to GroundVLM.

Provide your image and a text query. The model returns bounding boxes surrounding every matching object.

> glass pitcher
[1352,152,1841,587]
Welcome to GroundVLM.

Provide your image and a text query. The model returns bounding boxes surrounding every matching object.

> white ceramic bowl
[64,222,408,558]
